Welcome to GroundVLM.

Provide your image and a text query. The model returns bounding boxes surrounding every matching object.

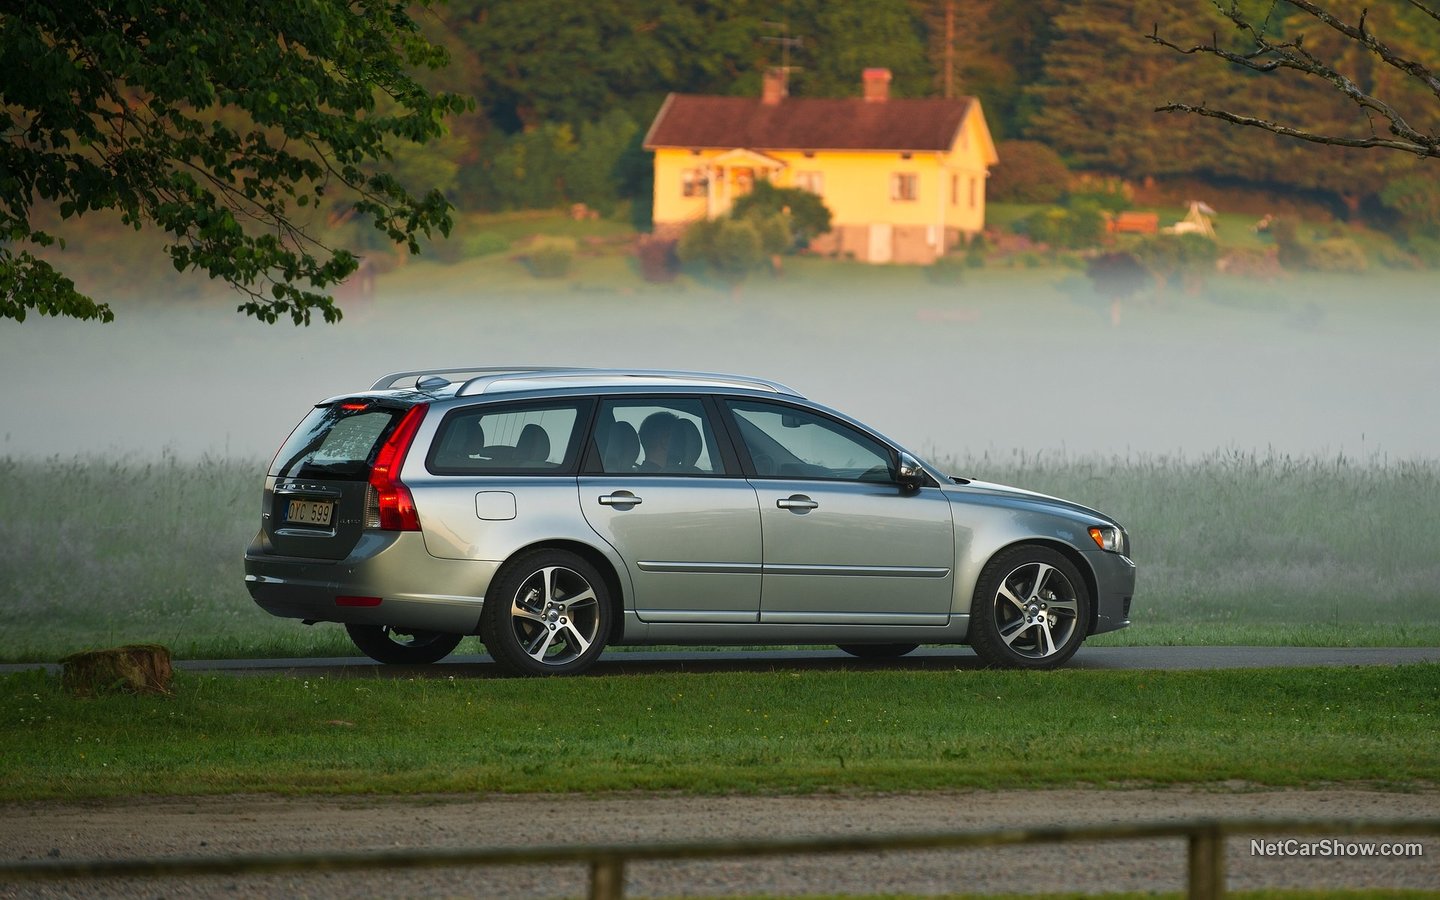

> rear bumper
[1087,550,1136,635]
[243,531,498,634]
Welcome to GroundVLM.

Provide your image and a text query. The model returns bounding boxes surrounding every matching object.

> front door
[724,399,954,625]
[579,397,761,623]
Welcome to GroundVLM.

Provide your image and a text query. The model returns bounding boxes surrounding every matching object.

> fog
[3,264,1437,465]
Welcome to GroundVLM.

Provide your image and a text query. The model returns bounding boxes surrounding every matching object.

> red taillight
[335,595,383,607]
[368,404,428,531]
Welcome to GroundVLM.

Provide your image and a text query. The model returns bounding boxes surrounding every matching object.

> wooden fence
[1,817,1434,899]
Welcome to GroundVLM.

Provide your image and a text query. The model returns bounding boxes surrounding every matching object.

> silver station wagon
[244,367,1135,675]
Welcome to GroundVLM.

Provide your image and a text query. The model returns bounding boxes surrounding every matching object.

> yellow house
[643,68,998,264]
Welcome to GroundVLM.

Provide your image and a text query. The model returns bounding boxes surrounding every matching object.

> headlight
[1088,525,1125,553]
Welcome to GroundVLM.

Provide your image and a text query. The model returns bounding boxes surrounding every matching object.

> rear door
[578,396,762,623]
[263,400,412,560]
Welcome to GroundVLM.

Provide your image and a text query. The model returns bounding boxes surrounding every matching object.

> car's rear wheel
[836,643,919,659]
[968,545,1090,670]
[345,624,463,665]
[480,549,611,676]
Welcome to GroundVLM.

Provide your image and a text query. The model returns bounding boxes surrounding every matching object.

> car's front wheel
[344,624,463,665]
[480,549,611,676]
[968,545,1090,669]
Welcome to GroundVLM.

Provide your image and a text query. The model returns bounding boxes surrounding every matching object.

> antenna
[761,20,804,93]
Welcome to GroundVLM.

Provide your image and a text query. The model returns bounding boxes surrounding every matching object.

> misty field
[1,451,1435,663]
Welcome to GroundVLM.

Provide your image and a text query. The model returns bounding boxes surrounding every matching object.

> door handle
[599,492,643,507]
[777,495,819,510]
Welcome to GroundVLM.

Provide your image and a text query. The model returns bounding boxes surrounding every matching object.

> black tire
[836,643,919,659]
[968,545,1090,670]
[345,624,463,665]
[480,549,612,676]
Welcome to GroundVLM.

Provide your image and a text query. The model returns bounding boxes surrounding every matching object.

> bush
[1307,238,1369,273]
[926,253,967,285]
[634,236,679,283]
[1406,235,1440,268]
[1087,252,1150,300]
[1021,205,1105,250]
[527,237,577,278]
[1066,174,1133,213]
[678,218,764,287]
[730,181,832,248]
[987,140,1070,203]
[965,233,987,268]
[1380,174,1440,235]
[1131,233,1219,289]
[428,230,511,264]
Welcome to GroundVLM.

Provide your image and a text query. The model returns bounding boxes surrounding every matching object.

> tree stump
[61,645,173,698]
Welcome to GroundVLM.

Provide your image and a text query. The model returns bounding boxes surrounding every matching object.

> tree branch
[1149,2,1440,159]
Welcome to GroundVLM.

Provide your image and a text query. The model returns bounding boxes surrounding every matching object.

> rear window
[271,403,407,481]
[428,399,591,474]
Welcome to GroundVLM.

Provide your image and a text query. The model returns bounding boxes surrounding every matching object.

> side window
[590,398,723,476]
[429,401,587,474]
[726,400,893,482]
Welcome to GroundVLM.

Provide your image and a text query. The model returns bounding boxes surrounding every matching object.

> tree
[1150,0,1440,159]
[1,1,469,325]
[1026,0,1243,177]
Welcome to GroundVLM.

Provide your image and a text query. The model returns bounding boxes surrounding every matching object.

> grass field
[1,665,1435,801]
[1,450,1437,663]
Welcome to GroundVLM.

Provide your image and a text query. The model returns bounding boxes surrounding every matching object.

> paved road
[6,645,1438,677]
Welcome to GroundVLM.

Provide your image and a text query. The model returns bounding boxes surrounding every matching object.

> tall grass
[1,451,1437,662]
[942,448,1440,646]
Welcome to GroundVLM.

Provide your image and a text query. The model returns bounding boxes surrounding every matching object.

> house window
[891,173,918,202]
[681,169,708,198]
[969,176,978,209]
[951,174,959,206]
[795,171,824,196]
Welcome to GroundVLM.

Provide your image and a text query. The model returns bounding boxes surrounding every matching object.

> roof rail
[454,368,802,397]
[371,366,587,391]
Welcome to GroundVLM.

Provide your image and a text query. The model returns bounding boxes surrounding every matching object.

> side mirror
[895,452,926,492]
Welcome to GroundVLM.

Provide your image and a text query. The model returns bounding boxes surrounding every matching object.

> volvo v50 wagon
[244,367,1135,675]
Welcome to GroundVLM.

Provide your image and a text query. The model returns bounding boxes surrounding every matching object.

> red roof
[644,93,977,153]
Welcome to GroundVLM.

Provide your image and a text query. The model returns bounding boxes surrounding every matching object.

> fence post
[1187,823,1225,900]
[589,856,625,900]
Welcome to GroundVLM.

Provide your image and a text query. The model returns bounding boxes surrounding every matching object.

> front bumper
[243,531,499,634]
[1086,549,1136,635]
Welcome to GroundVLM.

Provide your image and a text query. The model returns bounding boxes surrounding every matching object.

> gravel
[1,787,1436,897]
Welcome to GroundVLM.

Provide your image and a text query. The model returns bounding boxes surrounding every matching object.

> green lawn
[1,665,1435,801]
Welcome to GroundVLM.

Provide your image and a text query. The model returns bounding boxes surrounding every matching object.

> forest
[415,0,1440,223]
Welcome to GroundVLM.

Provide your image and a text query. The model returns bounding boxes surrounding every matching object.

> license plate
[286,499,335,526]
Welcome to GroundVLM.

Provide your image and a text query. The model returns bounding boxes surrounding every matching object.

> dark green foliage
[681,180,834,286]
[1066,176,1134,213]
[729,181,833,248]
[527,237,577,278]
[1021,205,1106,250]
[463,112,642,217]
[678,217,764,286]
[987,140,1071,203]
[1381,174,1440,236]
[0,0,470,324]
[1087,252,1151,300]
[1308,237,1370,273]
[1264,219,1367,272]
[925,253,968,284]
[1130,233,1220,287]
[634,236,679,282]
